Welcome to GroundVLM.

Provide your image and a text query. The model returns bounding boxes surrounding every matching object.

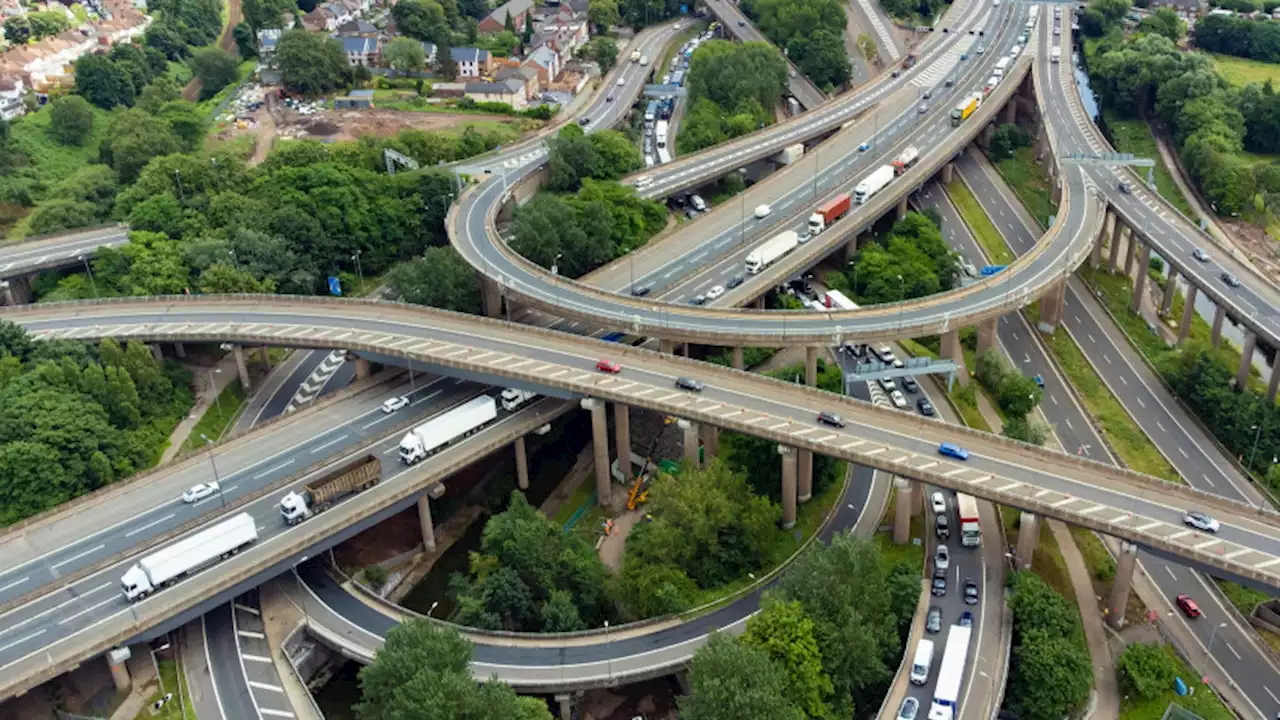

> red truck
[807,193,851,235]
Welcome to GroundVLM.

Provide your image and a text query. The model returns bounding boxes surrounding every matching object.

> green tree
[157,101,210,151]
[681,634,806,720]
[4,16,31,44]
[588,0,621,32]
[26,200,101,236]
[1137,6,1184,40]
[742,599,833,718]
[98,108,182,183]
[48,95,95,145]
[198,263,277,293]
[193,48,241,99]
[243,0,295,29]
[144,20,190,61]
[787,28,850,91]
[25,10,70,39]
[136,76,182,114]
[593,37,619,74]
[233,22,257,58]
[1007,629,1093,720]
[393,0,450,42]
[1116,643,1180,700]
[386,247,481,313]
[384,36,427,74]
[74,55,136,110]
[275,30,351,96]
[989,123,1029,161]
[355,619,553,720]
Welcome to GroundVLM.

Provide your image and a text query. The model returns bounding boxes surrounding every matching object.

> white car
[690,194,707,211]
[381,396,410,413]
[890,389,908,408]
[879,377,898,392]
[754,204,772,218]
[1184,511,1221,533]
[182,481,220,504]
[878,346,897,364]
[705,285,726,301]
[931,491,947,514]
[1192,247,1210,262]
[617,77,626,86]
[935,544,950,572]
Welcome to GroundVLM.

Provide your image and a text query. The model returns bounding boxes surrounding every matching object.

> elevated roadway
[701,0,828,109]
[0,225,128,284]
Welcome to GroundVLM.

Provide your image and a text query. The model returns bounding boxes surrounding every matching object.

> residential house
[478,0,534,33]
[422,42,437,66]
[257,28,281,56]
[334,18,377,37]
[450,46,492,78]
[0,74,23,120]
[340,35,379,65]
[521,44,558,84]
[495,64,539,98]
[1151,0,1205,14]
[465,77,527,108]
[302,2,352,32]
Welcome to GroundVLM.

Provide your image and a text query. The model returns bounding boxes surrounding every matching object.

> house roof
[349,89,375,97]
[451,46,490,63]
[340,36,378,54]
[335,18,376,35]
[466,77,525,94]
[526,44,557,67]
[484,0,534,26]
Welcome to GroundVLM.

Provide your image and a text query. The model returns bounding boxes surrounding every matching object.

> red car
[1176,594,1202,618]
[595,359,622,374]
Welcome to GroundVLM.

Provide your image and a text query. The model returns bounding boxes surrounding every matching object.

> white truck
[776,143,805,165]
[993,56,1011,78]
[121,513,258,601]
[630,49,641,62]
[501,388,537,412]
[853,165,896,204]
[400,395,498,464]
[1050,47,1062,63]
[928,625,973,720]
[745,230,801,274]
[956,492,982,548]
[655,120,669,149]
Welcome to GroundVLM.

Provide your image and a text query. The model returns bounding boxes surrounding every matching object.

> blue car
[939,442,970,461]
[1033,374,1045,388]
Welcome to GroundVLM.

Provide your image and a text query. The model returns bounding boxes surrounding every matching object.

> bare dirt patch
[1225,218,1280,285]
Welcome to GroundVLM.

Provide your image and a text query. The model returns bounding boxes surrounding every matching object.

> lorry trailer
[400,395,498,464]
[121,513,258,601]
[950,94,981,126]
[956,492,981,547]
[745,230,801,274]
[853,165,895,204]
[280,454,381,526]
[928,625,973,720]
[808,193,851,234]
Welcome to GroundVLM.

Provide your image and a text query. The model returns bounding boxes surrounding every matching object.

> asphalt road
[948,149,1280,718]
[0,225,129,281]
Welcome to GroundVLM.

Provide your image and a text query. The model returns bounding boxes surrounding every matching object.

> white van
[910,639,935,685]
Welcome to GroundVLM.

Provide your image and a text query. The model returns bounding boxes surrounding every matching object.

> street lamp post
[149,639,171,694]
[1206,621,1229,664]
[351,250,365,294]
[896,274,905,329]
[78,254,98,298]
[201,434,225,509]
[428,601,439,617]
[604,620,612,680]
[1249,422,1265,471]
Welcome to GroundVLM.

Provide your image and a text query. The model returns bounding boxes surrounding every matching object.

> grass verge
[1000,506,1076,604]
[991,146,1057,229]
[874,485,926,571]
[180,378,247,452]
[1100,110,1196,221]
[134,658,197,720]
[1209,52,1280,89]
[1119,645,1235,720]
[945,179,1015,265]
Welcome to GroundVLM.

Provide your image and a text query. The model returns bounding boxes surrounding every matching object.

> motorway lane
[205,604,258,720]
[0,225,129,280]
[0,379,538,671]
[0,375,475,617]
[951,147,1280,717]
[14,299,1280,580]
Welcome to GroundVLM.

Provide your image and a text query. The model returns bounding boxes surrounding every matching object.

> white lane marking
[1224,641,1242,661]
[1165,565,1178,581]
[1264,685,1279,705]
[361,414,393,429]
[58,596,116,626]
[248,681,284,693]
[309,435,349,454]
[237,630,266,640]
[0,629,45,654]
[125,513,176,538]
[259,710,296,718]
[50,544,105,570]
[253,460,295,480]
[0,577,27,594]
[242,653,273,663]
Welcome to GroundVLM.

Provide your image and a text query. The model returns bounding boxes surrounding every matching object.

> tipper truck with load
[280,454,381,525]
[777,143,805,165]
[956,492,981,547]
[745,230,800,274]
[400,395,498,464]
[853,165,895,204]
[808,193,851,235]
[950,94,981,126]
[892,146,920,175]
[121,513,258,601]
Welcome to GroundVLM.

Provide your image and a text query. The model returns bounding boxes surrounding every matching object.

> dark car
[918,398,936,416]
[935,514,949,539]
[817,411,846,427]
[959,611,973,627]
[689,294,706,305]
[964,578,979,605]
[931,576,947,596]
[1221,271,1242,288]
[578,117,591,126]
[1118,181,1131,194]
[727,275,745,289]
[926,607,942,633]
[630,285,651,297]
[606,95,614,102]
[902,377,919,393]
[676,377,705,392]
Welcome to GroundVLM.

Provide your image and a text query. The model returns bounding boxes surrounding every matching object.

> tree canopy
[742,0,851,90]
[275,30,352,96]
[1004,572,1093,720]
[678,41,787,154]
[681,634,807,720]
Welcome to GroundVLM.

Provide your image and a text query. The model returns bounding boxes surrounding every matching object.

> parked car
[902,377,919,393]
[690,194,707,211]
[936,514,950,539]
[939,442,970,460]
[1176,593,1202,618]
[931,575,947,596]
[879,377,898,392]
[381,396,410,413]
[595,359,622,374]
[1183,511,1221,533]
[182,482,221,504]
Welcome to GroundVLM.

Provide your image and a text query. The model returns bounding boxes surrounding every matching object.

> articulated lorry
[280,454,381,526]
[928,625,973,720]
[121,513,258,601]
[400,395,498,464]
[745,230,800,274]
[950,93,981,126]
[956,492,981,547]
[892,146,920,175]
[853,165,895,204]
[808,193,851,235]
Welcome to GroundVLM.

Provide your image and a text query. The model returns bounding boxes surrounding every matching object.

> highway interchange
[1,0,1280,715]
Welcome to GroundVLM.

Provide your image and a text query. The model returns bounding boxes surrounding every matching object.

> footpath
[161,354,240,464]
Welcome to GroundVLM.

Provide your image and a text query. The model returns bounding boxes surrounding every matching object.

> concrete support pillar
[514,436,529,490]
[555,694,573,720]
[1211,304,1226,348]
[755,296,766,310]
[1003,99,1017,124]
[1269,360,1280,404]
[232,345,252,393]
[844,235,859,265]
[1130,244,1151,314]
[940,329,968,383]
[1237,331,1257,391]
[259,347,272,373]
[1178,284,1198,344]
[173,342,186,359]
[1015,511,1038,570]
[732,346,745,370]
[798,450,813,503]
[981,122,995,149]
[1161,267,1178,316]
[479,275,502,318]
[779,445,797,530]
[660,338,675,354]
[1091,210,1109,269]
[977,318,998,356]
[700,423,718,462]
[893,477,915,545]
[681,419,700,468]
[0,276,31,306]
[1123,232,1140,279]
[149,344,163,362]
[354,357,371,380]
[1106,541,1139,630]
[614,403,631,482]
[107,648,131,691]
[941,162,954,185]
[1108,220,1125,273]
[418,495,436,552]
[583,399,611,506]
[1038,280,1066,334]
[897,196,909,220]
[680,343,690,358]
[804,346,818,387]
